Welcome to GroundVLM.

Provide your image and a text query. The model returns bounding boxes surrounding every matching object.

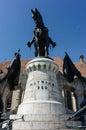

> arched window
[62,87,77,112]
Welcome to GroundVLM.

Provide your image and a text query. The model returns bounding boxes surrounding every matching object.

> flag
[63,52,81,82]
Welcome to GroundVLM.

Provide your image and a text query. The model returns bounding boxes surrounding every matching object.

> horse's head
[31,8,44,28]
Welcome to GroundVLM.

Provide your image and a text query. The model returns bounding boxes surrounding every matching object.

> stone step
[12,121,64,130]
[10,114,60,122]
[11,114,82,130]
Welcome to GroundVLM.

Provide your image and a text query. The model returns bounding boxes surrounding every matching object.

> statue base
[10,57,80,130]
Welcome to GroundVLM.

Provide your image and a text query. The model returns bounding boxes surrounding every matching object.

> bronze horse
[27,8,56,57]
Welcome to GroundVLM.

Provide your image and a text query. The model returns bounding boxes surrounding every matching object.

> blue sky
[0,0,86,62]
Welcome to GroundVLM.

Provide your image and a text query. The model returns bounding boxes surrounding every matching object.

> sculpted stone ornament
[0,49,21,90]
[7,49,21,90]
[27,8,56,57]
[0,50,21,116]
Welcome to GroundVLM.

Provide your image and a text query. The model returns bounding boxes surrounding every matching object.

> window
[52,83,54,86]
[38,86,40,89]
[41,86,43,89]
[62,88,77,112]
[41,81,44,83]
[45,86,47,89]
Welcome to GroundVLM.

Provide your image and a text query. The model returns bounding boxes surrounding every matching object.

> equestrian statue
[27,8,56,57]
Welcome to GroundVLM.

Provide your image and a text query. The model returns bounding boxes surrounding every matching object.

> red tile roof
[75,62,86,77]
[0,57,86,77]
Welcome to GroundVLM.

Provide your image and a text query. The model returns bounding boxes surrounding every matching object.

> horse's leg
[34,41,40,57]
[45,46,47,56]
[37,46,39,56]
[34,43,38,57]
[45,45,48,57]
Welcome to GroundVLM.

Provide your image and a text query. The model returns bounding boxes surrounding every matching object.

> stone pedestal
[11,57,68,130]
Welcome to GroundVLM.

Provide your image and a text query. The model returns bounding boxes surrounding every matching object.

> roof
[75,62,86,77]
[0,57,86,77]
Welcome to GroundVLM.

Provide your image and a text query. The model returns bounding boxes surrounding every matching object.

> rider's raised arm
[27,37,35,48]
[49,37,56,47]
